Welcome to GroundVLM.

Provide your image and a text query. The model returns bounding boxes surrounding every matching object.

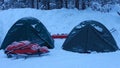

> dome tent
[62,20,119,53]
[1,17,54,49]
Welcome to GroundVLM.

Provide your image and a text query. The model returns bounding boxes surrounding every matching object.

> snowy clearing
[0,8,120,68]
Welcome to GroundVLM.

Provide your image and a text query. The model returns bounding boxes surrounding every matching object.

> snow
[0,8,120,68]
[92,24,103,32]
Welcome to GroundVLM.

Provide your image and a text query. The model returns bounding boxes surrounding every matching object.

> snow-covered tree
[63,0,68,8]
[39,0,50,10]
[67,0,75,9]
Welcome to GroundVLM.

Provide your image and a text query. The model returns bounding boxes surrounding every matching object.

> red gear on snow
[5,41,49,55]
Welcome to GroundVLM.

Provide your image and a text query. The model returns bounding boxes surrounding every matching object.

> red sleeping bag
[5,41,49,57]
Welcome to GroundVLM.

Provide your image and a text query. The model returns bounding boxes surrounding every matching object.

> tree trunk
[75,0,79,9]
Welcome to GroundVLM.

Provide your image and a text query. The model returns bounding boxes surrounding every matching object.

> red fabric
[6,42,26,51]
[51,34,68,39]
[5,41,49,54]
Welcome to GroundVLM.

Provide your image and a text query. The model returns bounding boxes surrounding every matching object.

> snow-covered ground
[0,8,120,68]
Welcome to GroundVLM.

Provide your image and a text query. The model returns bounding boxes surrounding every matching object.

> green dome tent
[1,17,54,49]
[62,20,119,53]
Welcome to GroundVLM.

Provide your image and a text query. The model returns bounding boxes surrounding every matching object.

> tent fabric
[62,20,119,53]
[1,17,54,49]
